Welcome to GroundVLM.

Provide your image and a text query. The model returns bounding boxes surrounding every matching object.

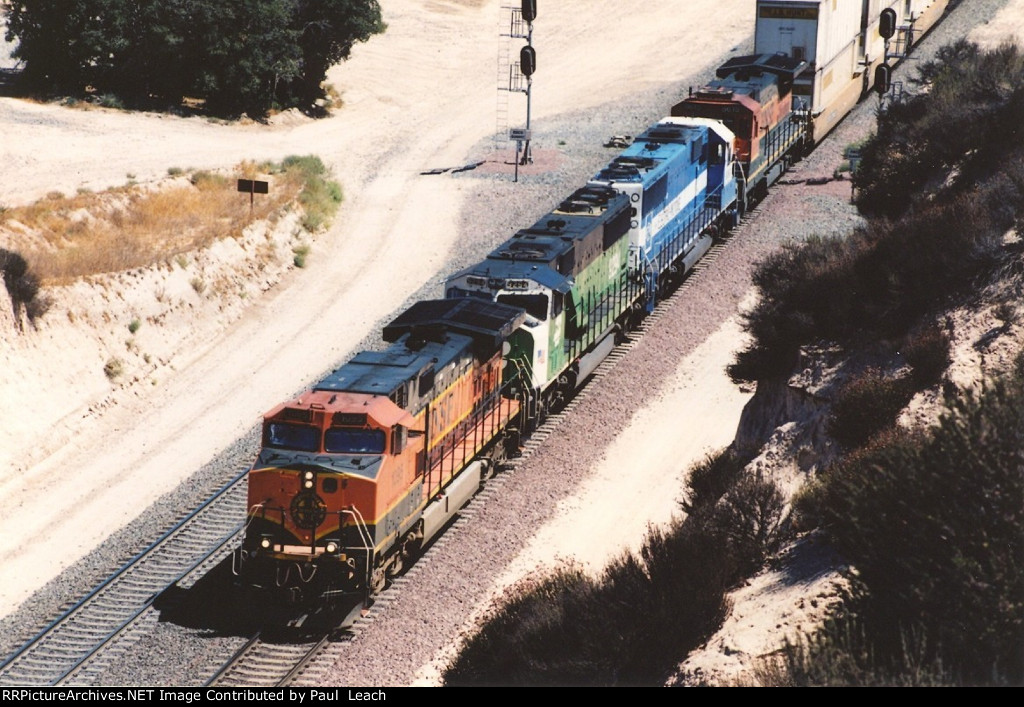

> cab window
[498,293,549,320]
[266,423,319,452]
[325,428,387,454]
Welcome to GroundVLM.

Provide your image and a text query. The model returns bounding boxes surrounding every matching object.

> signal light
[520,46,536,77]
[879,8,897,40]
[874,64,891,96]
[521,0,536,23]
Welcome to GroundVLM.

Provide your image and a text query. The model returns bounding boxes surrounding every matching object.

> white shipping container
[754,0,865,137]
[752,0,949,141]
[754,0,862,70]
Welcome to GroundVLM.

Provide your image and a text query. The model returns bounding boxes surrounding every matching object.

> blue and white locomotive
[588,117,740,311]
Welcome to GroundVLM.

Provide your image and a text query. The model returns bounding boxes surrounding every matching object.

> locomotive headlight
[260,536,272,549]
[304,480,314,489]
[326,541,338,554]
[304,471,314,481]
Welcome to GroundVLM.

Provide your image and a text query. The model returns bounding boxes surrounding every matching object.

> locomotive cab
[242,392,424,601]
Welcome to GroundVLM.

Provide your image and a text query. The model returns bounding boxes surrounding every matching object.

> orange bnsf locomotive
[236,299,525,604]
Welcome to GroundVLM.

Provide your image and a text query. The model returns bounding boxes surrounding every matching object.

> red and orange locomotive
[237,299,525,604]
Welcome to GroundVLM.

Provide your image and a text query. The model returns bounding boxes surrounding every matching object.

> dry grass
[0,162,309,285]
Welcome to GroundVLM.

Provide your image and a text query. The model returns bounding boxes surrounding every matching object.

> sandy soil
[1,0,1022,686]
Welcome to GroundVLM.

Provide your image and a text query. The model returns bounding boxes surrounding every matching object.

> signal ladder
[495,5,530,145]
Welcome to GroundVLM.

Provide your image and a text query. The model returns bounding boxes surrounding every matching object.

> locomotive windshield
[446,286,492,301]
[497,293,549,320]
[325,428,386,454]
[266,422,319,452]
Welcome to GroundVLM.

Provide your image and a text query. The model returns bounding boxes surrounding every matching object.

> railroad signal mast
[502,1,537,179]
[875,8,897,106]
[868,7,909,107]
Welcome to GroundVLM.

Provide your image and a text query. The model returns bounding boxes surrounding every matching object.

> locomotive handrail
[341,505,375,598]
[342,506,373,557]
[231,502,267,576]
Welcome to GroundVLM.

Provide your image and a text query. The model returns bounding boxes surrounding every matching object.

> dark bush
[444,450,792,685]
[855,40,1024,220]
[807,374,1024,685]
[827,368,914,450]
[23,292,52,321]
[3,1,386,117]
[709,473,788,576]
[681,448,748,514]
[0,248,48,324]
[902,323,951,388]
[732,42,1024,384]
[444,522,734,686]
[442,567,616,687]
[769,612,956,686]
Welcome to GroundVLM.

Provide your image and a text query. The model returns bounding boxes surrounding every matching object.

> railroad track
[206,632,333,687]
[0,471,249,687]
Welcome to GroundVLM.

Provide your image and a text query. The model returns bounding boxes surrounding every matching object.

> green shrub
[128,318,141,334]
[190,171,229,190]
[282,154,328,177]
[271,155,343,232]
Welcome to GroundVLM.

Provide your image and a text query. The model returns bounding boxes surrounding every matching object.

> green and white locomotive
[445,185,637,423]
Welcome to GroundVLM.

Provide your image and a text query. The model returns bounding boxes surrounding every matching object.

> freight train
[234,0,949,606]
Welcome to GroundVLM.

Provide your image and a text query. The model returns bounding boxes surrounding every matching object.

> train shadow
[151,557,362,641]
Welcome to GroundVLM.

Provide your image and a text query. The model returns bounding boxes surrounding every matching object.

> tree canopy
[3,0,385,116]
